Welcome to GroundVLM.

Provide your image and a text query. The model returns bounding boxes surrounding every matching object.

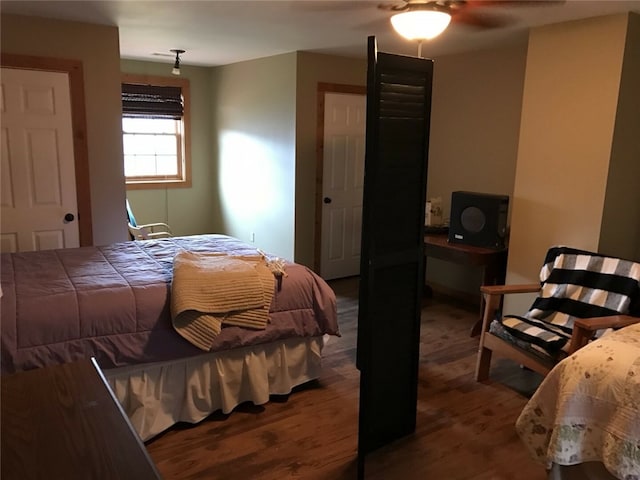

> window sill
[126,179,192,190]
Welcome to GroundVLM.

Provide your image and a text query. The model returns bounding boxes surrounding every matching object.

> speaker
[448,191,509,249]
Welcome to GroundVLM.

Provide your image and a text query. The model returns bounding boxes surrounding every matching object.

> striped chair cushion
[501,246,640,353]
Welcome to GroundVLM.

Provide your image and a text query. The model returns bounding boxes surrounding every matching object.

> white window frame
[122,73,191,189]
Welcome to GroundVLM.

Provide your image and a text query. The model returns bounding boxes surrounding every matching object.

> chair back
[125,199,172,241]
[126,199,138,228]
[503,246,640,352]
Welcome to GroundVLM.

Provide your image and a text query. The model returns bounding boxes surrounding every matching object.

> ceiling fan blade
[378,2,410,12]
[465,0,565,7]
[293,1,377,12]
[452,9,512,29]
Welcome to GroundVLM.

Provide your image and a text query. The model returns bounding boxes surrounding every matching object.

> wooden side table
[424,234,508,336]
[1,358,160,480]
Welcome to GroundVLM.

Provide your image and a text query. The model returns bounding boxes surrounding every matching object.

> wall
[599,13,640,261]
[425,42,528,298]
[1,14,127,245]
[506,13,635,314]
[210,53,297,260]
[427,41,527,216]
[120,60,216,236]
[294,52,367,268]
[293,46,527,282]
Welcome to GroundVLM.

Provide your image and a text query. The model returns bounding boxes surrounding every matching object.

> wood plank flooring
[146,277,546,479]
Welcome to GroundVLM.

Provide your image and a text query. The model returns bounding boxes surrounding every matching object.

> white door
[1,67,78,252]
[320,92,366,280]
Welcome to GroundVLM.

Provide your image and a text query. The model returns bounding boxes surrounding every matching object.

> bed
[0,234,339,440]
[515,322,640,479]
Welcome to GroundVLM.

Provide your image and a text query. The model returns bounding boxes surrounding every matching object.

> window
[121,74,191,188]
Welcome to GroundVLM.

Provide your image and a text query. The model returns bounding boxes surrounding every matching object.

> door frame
[314,82,366,272]
[1,53,93,246]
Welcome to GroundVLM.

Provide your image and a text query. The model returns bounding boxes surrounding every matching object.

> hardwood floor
[147,277,546,480]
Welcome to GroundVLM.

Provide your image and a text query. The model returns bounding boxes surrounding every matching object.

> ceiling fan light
[390,10,452,41]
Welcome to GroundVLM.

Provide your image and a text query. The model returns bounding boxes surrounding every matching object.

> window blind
[121,83,183,119]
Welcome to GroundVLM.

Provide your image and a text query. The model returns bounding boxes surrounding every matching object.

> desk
[1,358,160,480]
[424,234,508,336]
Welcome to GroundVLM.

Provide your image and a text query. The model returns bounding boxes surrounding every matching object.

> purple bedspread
[0,235,339,374]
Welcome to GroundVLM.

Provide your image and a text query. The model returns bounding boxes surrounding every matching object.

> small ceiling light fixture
[170,49,185,76]
[390,5,451,57]
[390,7,452,41]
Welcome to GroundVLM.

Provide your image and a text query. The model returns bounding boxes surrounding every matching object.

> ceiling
[2,0,640,67]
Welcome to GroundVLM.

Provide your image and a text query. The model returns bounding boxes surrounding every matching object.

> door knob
[323,197,332,204]
[64,213,75,222]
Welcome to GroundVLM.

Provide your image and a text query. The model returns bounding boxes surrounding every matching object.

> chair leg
[475,345,492,381]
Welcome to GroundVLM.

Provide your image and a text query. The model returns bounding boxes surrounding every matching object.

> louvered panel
[379,73,429,119]
[357,37,434,474]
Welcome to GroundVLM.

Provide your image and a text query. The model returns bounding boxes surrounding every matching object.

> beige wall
[294,52,367,268]
[427,41,528,217]
[1,14,127,245]
[210,53,297,260]
[425,42,528,296]
[121,60,216,237]
[506,13,635,313]
[599,13,640,260]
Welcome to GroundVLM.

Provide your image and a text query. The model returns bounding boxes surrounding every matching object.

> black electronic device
[448,191,509,249]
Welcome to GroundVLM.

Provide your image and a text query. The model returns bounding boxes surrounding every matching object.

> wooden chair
[475,246,640,381]
[126,199,172,240]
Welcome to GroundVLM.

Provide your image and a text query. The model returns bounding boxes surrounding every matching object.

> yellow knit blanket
[171,251,275,351]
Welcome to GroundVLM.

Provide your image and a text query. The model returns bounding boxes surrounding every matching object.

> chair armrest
[127,222,172,241]
[138,222,172,233]
[480,283,540,295]
[567,315,640,354]
[147,232,172,239]
[477,284,541,336]
[573,314,639,331]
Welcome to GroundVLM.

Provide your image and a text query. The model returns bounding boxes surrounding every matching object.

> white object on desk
[425,197,443,226]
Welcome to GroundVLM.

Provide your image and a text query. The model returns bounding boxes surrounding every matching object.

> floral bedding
[516,322,640,479]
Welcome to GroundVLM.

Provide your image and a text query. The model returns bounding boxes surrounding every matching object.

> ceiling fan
[378,0,563,56]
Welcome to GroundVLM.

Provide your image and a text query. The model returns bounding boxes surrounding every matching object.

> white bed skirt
[104,336,325,442]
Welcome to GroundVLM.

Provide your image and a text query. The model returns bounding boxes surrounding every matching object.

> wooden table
[1,358,160,480]
[424,234,508,336]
